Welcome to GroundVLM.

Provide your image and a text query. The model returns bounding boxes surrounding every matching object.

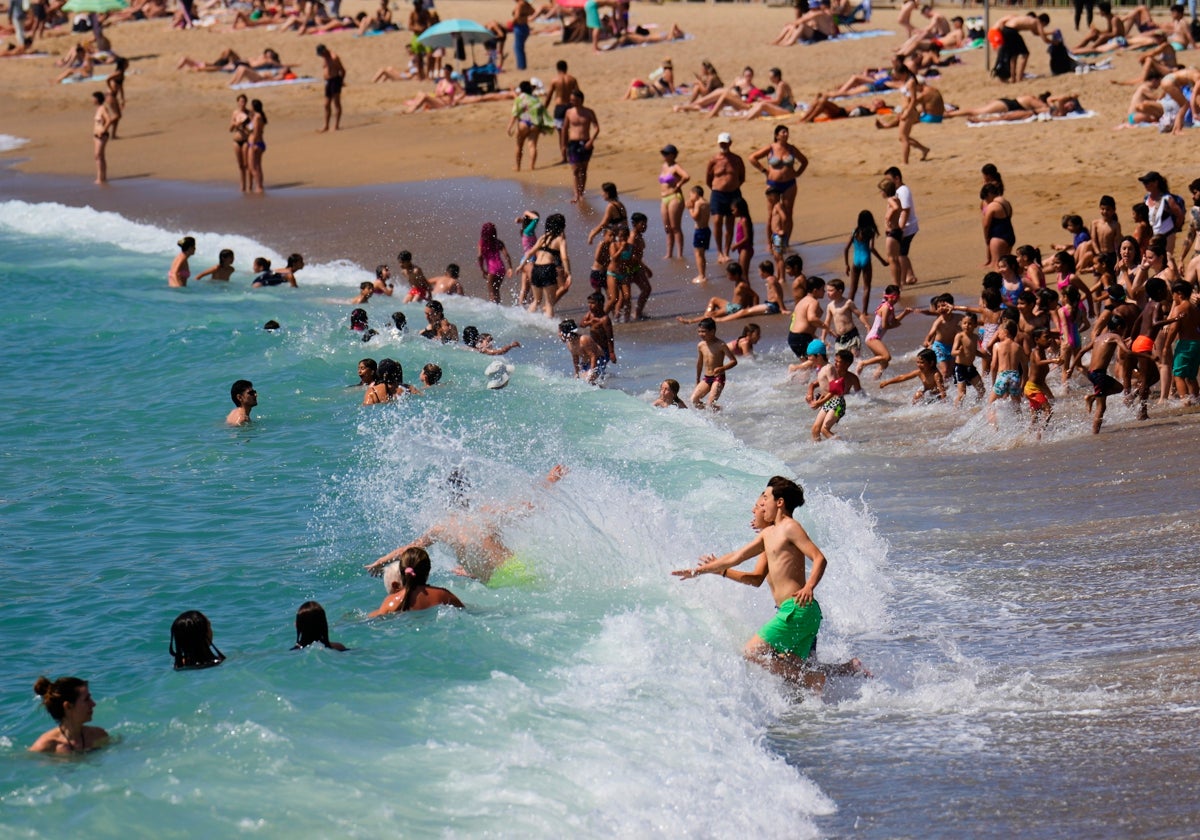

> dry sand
[2,0,1198,322]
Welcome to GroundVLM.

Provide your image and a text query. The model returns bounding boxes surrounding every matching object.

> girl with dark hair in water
[170,610,226,670]
[292,601,348,650]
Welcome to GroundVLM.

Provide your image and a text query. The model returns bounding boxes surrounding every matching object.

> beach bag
[1048,41,1076,75]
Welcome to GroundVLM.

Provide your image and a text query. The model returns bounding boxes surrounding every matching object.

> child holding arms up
[880,347,946,403]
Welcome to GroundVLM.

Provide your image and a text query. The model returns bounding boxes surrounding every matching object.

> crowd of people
[16,0,1200,756]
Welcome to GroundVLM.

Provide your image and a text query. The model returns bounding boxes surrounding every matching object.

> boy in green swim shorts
[672,476,867,690]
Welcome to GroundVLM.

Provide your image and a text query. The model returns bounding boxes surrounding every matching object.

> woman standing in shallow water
[168,236,195,287]
[29,676,110,754]
[230,94,252,192]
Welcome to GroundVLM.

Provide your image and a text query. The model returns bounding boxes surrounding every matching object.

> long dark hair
[170,610,225,670]
[294,601,333,649]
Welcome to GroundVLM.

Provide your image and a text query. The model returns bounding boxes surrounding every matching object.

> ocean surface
[1,189,1198,839]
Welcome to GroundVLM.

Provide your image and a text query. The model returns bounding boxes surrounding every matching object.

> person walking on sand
[246,99,267,193]
[885,166,919,286]
[91,91,113,185]
[706,132,746,264]
[316,44,345,131]
[672,476,868,691]
[544,60,578,164]
[564,89,599,204]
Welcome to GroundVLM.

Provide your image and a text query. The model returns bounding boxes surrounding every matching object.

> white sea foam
[0,135,29,153]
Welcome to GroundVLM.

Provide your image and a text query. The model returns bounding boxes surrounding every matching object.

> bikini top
[658,174,677,185]
[767,148,796,168]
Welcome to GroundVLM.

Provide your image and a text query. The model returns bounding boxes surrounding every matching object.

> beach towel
[60,74,109,84]
[966,110,1097,127]
[825,28,892,41]
[231,76,318,89]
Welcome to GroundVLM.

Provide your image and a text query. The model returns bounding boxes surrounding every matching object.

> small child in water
[195,248,236,282]
[690,317,738,410]
[879,347,947,403]
[653,378,688,408]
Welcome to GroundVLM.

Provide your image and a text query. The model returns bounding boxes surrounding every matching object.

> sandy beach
[3,0,1200,320]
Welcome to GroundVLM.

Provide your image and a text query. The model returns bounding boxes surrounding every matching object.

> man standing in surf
[672,476,865,691]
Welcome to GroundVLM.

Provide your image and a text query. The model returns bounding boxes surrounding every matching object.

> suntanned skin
[671,483,866,689]
[364,466,567,584]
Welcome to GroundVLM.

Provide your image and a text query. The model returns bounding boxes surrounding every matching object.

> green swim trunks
[1172,338,1200,379]
[757,597,821,658]
[486,555,537,589]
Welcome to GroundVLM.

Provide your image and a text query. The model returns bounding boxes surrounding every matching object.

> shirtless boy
[786,275,826,360]
[922,294,963,380]
[672,476,866,690]
[687,186,712,285]
[1081,314,1128,432]
[397,250,431,301]
[559,317,606,383]
[1089,195,1123,266]
[988,319,1026,424]
[691,317,738,410]
[823,278,864,357]
[1162,279,1200,404]
[951,312,986,406]
[226,379,256,425]
[1024,327,1057,434]
[580,291,617,365]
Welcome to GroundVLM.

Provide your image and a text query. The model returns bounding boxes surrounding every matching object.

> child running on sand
[857,285,914,378]
[691,317,738,410]
[880,347,946,402]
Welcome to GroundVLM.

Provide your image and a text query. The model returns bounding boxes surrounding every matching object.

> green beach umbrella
[62,0,128,42]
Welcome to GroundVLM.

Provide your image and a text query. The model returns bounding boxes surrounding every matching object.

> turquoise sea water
[2,196,1198,838]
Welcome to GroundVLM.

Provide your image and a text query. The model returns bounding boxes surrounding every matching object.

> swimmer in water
[29,675,110,754]
[365,465,567,586]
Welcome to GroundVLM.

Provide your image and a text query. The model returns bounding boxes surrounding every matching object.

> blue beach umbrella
[418,19,493,62]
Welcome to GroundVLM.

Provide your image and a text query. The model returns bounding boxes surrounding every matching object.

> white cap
[717,132,732,145]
